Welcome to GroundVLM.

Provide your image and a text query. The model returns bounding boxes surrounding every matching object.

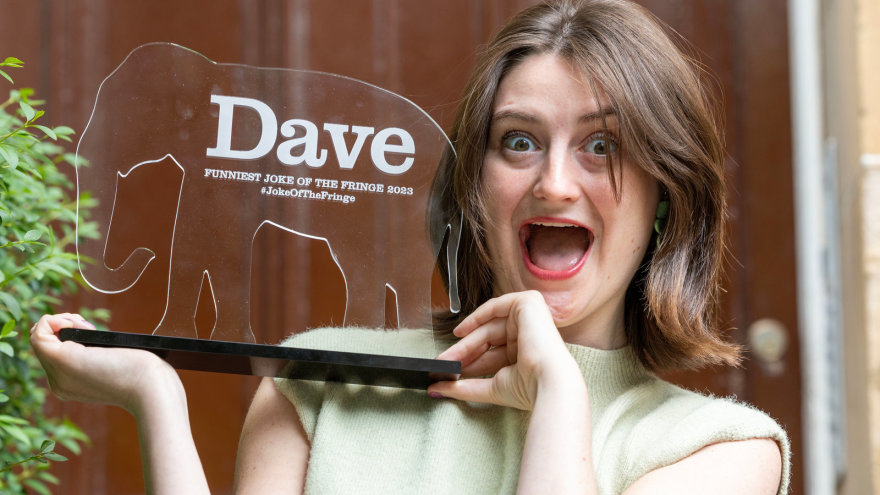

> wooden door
[0,1,802,493]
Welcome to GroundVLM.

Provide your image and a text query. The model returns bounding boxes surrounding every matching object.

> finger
[459,346,511,377]
[56,313,97,330]
[452,293,522,338]
[30,319,68,378]
[436,318,509,364]
[30,315,87,357]
[30,314,64,341]
[428,377,501,406]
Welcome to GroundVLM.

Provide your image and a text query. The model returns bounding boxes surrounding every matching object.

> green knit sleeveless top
[275,328,790,494]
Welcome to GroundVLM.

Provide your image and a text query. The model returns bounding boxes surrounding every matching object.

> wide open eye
[584,135,618,155]
[502,133,537,152]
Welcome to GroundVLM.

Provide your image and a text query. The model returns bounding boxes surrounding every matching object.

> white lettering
[206,95,277,160]
[323,124,375,170]
[205,95,416,175]
[371,127,414,175]
[277,119,327,167]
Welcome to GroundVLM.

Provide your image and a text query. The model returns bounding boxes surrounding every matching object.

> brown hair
[430,0,740,370]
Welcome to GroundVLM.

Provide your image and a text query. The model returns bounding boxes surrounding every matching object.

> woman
[31,0,788,493]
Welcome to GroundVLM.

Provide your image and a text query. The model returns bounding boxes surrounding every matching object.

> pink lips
[519,217,592,281]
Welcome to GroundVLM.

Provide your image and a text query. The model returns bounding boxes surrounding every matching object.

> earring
[654,200,669,247]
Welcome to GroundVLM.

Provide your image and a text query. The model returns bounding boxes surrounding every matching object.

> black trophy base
[59,328,461,389]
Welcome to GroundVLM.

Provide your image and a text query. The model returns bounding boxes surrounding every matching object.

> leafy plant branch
[0,56,103,494]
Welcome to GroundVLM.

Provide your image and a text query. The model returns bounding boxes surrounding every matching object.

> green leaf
[0,414,29,425]
[32,125,57,140]
[0,342,13,357]
[19,101,35,121]
[24,479,52,495]
[43,452,67,462]
[0,391,8,403]
[57,436,82,455]
[1,319,14,338]
[40,440,55,453]
[53,125,75,137]
[0,146,19,169]
[40,261,73,278]
[2,57,24,67]
[38,471,60,484]
[0,292,22,320]
[23,229,42,241]
[0,424,31,445]
[0,69,11,85]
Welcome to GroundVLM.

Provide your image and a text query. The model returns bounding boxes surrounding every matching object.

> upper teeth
[533,221,577,228]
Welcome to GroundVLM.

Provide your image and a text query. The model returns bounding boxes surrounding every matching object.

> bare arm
[234,377,310,494]
[624,438,782,494]
[131,363,207,494]
[30,314,209,494]
[518,359,592,494]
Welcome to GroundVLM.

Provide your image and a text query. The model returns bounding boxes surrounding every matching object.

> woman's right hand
[29,313,177,414]
[31,314,210,493]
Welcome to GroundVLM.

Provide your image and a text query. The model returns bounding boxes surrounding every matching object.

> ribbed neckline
[565,343,650,412]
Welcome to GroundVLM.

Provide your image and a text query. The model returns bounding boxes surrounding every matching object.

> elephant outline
[75,42,461,344]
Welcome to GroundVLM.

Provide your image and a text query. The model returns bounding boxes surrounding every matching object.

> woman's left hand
[428,290,584,410]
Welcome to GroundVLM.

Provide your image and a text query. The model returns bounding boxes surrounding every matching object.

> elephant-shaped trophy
[60,42,461,388]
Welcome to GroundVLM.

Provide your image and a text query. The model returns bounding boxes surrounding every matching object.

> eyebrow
[490,107,617,124]
[579,107,617,123]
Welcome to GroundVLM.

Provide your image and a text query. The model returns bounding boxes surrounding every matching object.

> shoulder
[598,374,788,448]
[631,380,788,446]
[594,377,790,494]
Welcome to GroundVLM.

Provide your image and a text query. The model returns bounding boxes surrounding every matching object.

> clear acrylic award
[60,43,461,388]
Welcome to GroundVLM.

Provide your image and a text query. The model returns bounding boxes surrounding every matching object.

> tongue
[527,225,589,271]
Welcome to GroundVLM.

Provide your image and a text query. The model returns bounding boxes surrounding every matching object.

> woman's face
[481,53,659,348]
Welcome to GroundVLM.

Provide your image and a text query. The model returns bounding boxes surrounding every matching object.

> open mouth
[519,219,593,280]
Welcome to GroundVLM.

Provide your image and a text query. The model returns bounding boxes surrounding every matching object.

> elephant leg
[206,261,256,343]
[341,276,387,329]
[154,266,203,338]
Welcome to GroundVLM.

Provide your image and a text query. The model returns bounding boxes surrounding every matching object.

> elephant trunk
[75,165,156,294]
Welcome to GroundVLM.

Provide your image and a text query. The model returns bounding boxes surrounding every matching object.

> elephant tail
[445,215,462,314]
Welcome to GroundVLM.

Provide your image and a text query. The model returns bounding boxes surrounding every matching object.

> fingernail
[75,316,96,330]
[428,391,444,399]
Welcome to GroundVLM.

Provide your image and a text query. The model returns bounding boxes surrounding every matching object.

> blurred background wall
[850,0,880,492]
[0,0,875,493]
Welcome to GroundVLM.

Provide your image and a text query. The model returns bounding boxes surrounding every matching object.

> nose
[532,148,581,202]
